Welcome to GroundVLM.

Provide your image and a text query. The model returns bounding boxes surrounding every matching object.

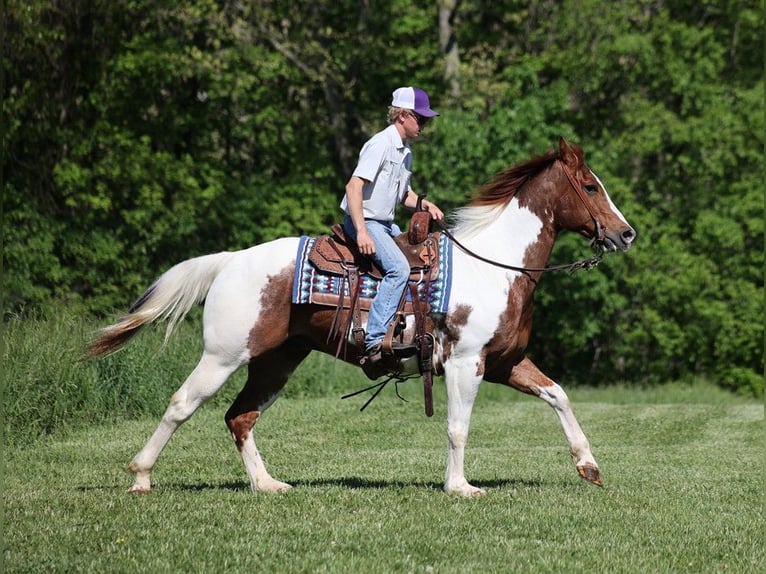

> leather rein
[432,160,606,281]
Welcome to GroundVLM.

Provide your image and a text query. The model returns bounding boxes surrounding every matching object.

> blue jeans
[343,216,409,350]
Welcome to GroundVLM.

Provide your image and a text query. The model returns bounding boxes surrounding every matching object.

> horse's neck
[456,198,556,270]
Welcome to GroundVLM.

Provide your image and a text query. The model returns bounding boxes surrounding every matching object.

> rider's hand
[356,230,376,255]
[422,200,444,221]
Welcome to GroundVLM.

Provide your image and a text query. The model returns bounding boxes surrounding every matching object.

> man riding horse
[340,86,444,372]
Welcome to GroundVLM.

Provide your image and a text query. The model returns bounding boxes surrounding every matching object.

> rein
[434,219,603,281]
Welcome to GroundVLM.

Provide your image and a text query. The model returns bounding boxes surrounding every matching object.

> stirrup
[389,342,418,357]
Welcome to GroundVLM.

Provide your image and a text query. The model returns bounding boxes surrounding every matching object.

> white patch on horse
[591,170,629,226]
[448,197,543,352]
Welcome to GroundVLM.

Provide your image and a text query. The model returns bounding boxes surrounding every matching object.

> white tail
[87,251,236,357]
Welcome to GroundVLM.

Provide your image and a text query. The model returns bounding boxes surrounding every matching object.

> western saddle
[307,209,439,416]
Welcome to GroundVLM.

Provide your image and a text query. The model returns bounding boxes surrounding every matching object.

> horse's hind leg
[225,340,311,493]
[127,351,241,493]
[508,357,602,486]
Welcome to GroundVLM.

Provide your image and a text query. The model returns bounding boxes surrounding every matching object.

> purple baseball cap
[391,86,439,117]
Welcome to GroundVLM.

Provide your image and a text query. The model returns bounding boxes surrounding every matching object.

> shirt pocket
[381,157,401,176]
[397,164,411,200]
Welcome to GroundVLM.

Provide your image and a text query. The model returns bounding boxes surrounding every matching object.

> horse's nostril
[623,228,636,243]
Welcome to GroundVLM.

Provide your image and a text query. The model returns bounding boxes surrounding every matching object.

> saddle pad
[292,233,453,313]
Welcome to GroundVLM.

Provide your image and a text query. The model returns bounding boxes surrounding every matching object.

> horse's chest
[445,276,534,355]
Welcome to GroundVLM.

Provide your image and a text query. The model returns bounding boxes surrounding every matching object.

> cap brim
[414,108,439,117]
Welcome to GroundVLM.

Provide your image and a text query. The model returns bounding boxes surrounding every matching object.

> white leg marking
[443,358,486,497]
[238,427,292,493]
[127,351,242,493]
[538,383,598,470]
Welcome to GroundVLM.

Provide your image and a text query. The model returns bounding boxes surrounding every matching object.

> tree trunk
[438,0,461,103]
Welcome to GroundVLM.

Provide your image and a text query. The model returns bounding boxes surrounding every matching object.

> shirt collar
[385,123,409,152]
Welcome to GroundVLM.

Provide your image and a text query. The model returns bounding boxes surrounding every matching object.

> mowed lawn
[4,383,763,573]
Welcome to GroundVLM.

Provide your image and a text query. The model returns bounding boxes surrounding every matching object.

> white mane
[448,204,506,241]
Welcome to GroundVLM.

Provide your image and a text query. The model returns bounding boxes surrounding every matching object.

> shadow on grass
[103,476,548,493]
[291,476,545,491]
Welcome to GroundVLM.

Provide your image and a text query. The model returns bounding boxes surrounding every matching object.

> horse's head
[555,137,636,252]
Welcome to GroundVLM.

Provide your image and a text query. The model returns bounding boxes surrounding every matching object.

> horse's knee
[161,390,198,423]
[225,410,260,449]
[538,383,571,409]
[447,426,469,448]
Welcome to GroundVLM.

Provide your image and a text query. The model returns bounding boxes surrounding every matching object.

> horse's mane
[450,149,560,239]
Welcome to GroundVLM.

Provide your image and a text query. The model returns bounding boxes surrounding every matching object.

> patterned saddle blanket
[291,233,453,313]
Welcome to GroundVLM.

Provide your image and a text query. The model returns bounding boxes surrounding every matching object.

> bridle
[560,161,606,245]
[432,158,607,282]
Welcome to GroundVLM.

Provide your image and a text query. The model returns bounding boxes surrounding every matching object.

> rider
[341,86,444,367]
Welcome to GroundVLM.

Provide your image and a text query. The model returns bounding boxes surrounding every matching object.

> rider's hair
[388,107,407,124]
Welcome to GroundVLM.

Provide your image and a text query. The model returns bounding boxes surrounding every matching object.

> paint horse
[87,138,636,497]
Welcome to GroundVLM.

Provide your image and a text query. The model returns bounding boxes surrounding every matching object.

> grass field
[4,380,763,573]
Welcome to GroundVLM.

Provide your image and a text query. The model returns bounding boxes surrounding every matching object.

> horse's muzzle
[602,225,636,252]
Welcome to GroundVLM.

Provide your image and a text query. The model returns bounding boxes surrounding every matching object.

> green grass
[4,383,763,573]
[3,313,764,571]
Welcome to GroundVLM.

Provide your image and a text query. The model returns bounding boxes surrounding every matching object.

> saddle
[307,210,439,416]
[309,222,440,303]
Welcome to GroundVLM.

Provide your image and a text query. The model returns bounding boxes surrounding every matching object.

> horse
[86,137,636,497]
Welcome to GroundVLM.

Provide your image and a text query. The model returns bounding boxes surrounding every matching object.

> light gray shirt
[340,124,412,221]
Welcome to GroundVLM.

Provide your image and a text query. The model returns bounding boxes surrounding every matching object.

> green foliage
[2,311,371,443]
[520,0,764,395]
[2,311,211,442]
[3,0,763,394]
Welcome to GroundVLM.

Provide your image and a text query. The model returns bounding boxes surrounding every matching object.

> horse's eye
[584,184,598,194]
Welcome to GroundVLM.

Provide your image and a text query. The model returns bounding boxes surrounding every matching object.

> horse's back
[202,237,301,348]
[215,236,300,277]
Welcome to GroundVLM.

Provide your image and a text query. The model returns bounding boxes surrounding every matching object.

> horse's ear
[558,137,583,168]
[558,137,574,163]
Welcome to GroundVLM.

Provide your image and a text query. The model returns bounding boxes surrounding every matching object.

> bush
[2,309,373,443]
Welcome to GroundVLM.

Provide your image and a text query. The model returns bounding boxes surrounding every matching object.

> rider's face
[401,110,428,139]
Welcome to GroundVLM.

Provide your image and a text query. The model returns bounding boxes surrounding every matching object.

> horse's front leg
[508,357,602,486]
[443,358,485,497]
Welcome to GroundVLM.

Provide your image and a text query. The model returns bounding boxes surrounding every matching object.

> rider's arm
[345,176,376,255]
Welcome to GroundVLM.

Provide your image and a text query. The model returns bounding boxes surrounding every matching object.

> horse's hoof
[126,465,152,492]
[444,484,487,497]
[577,464,603,486]
[127,485,152,494]
[255,480,293,493]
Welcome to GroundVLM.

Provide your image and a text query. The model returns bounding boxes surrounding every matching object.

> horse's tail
[85,251,237,359]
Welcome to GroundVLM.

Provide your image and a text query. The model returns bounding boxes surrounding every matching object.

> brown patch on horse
[446,304,471,331]
[227,411,260,449]
[506,357,555,396]
[433,304,475,373]
[247,266,294,356]
[226,342,312,446]
[444,304,472,358]
[480,276,538,383]
[287,304,363,360]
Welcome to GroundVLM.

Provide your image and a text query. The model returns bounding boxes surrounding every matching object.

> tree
[3,0,762,395]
